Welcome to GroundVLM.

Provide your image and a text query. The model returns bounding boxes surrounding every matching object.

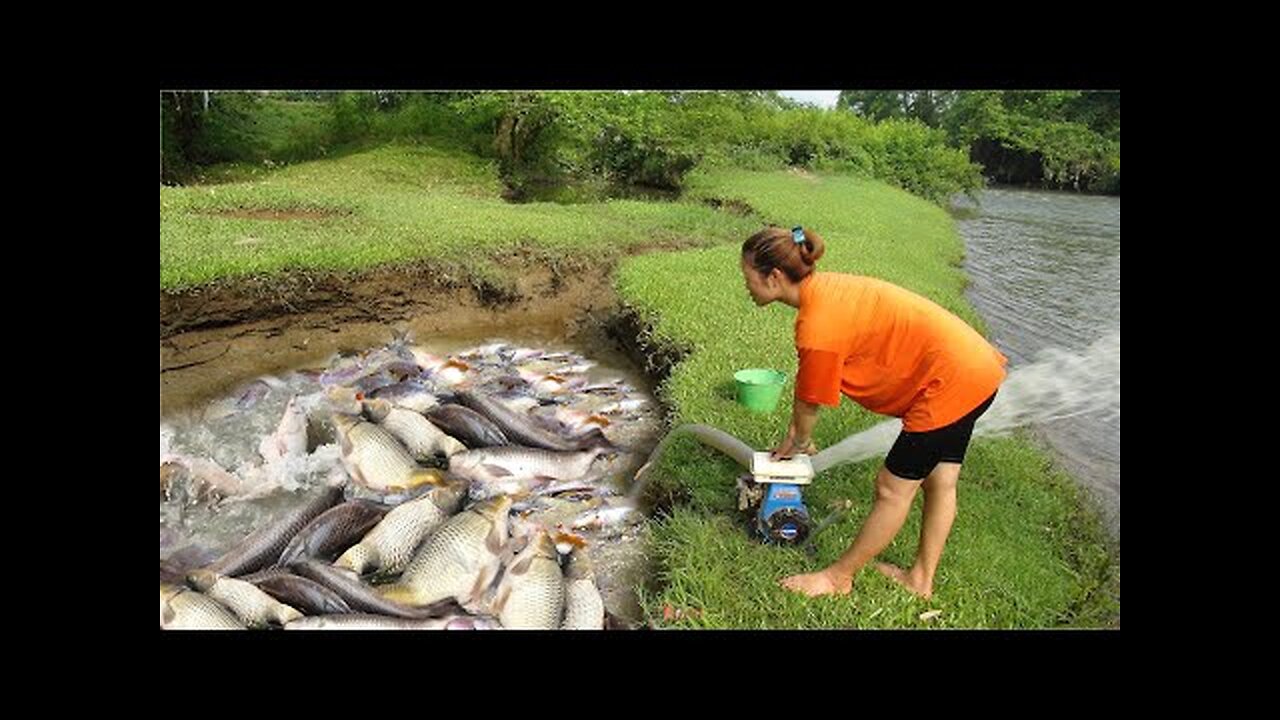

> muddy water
[160,319,665,626]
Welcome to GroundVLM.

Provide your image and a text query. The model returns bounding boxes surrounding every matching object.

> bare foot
[874,562,933,600]
[779,569,852,598]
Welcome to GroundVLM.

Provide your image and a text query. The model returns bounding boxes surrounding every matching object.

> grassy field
[160,141,758,290]
[616,169,1117,628]
[159,142,1119,628]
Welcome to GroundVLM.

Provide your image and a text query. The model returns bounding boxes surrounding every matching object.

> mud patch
[605,306,691,392]
[161,265,622,417]
[703,197,757,217]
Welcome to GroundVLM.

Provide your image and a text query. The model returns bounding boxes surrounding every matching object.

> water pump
[738,452,814,544]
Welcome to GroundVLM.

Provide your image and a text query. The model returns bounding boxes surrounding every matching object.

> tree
[839,90,955,127]
[904,91,955,127]
[839,90,908,121]
[161,91,208,182]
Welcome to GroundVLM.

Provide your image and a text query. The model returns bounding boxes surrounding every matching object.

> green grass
[616,169,1118,628]
[636,436,1115,629]
[158,142,1118,628]
[160,140,759,290]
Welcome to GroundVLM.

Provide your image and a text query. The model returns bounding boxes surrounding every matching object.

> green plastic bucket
[734,368,787,412]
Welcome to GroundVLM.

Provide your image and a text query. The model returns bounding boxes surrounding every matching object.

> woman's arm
[771,396,820,459]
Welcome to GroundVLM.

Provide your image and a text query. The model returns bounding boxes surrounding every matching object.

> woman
[741,226,1007,600]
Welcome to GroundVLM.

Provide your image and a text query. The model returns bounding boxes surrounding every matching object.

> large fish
[200,486,343,577]
[160,583,245,630]
[335,481,468,577]
[285,614,499,630]
[287,559,459,620]
[369,380,441,414]
[424,405,509,448]
[250,573,352,615]
[331,414,440,492]
[364,399,467,460]
[187,570,303,628]
[342,471,448,506]
[377,496,512,608]
[275,500,388,568]
[449,446,611,500]
[490,530,565,630]
[238,567,295,585]
[458,390,596,452]
[560,549,605,630]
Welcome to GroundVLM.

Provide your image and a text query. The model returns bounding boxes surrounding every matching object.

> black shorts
[884,391,997,481]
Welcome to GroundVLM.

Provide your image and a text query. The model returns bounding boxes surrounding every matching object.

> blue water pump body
[756,482,811,544]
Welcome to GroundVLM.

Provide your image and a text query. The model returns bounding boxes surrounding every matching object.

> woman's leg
[876,461,960,600]
[779,464,920,597]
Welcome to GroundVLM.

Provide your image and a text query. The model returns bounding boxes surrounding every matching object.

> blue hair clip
[791,226,806,245]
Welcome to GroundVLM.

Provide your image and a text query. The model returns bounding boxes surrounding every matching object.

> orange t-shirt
[794,272,1008,432]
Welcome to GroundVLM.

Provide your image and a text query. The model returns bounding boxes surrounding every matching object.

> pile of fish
[160,337,653,630]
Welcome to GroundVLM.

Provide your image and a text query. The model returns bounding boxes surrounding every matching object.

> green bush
[943,91,1120,194]
[162,91,987,204]
[329,92,377,146]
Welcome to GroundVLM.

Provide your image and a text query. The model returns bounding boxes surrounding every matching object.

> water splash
[812,329,1120,471]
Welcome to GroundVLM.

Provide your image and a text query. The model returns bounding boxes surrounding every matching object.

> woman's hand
[771,427,818,460]
[771,397,821,460]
